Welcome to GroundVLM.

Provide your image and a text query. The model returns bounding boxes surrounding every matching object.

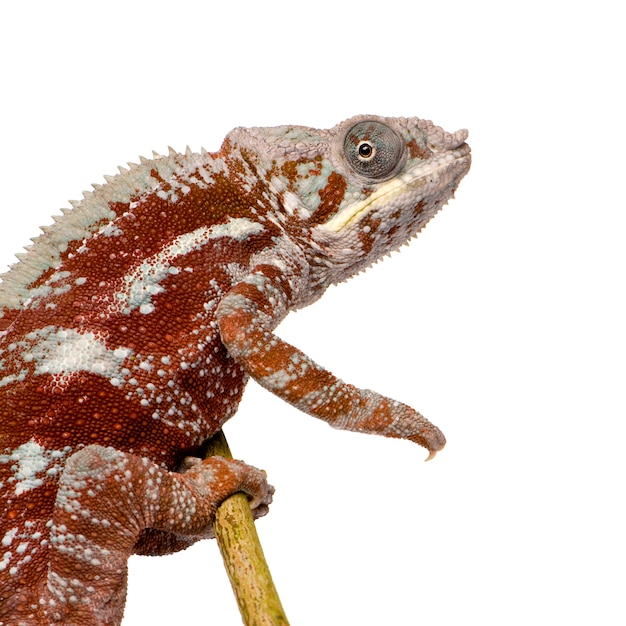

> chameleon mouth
[322,145,471,233]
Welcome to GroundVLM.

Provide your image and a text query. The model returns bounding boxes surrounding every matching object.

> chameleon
[0,114,470,625]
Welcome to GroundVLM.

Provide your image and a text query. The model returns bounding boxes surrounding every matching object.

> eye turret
[343,121,404,180]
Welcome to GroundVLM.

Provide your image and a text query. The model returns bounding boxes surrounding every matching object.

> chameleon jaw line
[322,152,466,233]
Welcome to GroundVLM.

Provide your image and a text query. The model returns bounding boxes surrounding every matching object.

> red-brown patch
[308,171,347,225]
[407,139,433,161]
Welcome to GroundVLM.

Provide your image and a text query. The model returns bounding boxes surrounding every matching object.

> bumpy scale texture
[0,115,470,625]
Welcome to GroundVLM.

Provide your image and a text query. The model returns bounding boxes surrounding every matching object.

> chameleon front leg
[216,266,446,458]
[43,445,273,625]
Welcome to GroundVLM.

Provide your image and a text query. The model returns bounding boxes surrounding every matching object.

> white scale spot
[17,326,134,385]
[0,551,13,572]
[1,527,18,547]
[0,439,72,496]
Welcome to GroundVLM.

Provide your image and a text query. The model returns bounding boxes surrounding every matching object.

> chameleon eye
[344,121,404,180]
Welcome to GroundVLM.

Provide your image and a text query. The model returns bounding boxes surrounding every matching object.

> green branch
[205,430,289,626]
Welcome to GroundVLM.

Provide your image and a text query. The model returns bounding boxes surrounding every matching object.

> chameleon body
[0,114,470,624]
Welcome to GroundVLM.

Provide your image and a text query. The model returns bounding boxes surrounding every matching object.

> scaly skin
[0,115,470,624]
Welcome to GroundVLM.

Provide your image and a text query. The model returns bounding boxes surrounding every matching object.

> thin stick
[205,430,289,626]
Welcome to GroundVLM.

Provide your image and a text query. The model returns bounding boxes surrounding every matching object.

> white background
[0,2,624,624]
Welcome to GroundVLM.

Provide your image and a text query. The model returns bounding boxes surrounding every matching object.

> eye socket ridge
[343,121,404,180]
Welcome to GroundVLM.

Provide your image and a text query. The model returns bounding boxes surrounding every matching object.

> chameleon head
[314,115,471,284]
[229,114,470,290]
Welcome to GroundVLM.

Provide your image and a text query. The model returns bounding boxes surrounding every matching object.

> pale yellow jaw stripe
[322,157,447,233]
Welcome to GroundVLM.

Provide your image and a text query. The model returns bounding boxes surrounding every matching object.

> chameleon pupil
[358,143,373,158]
